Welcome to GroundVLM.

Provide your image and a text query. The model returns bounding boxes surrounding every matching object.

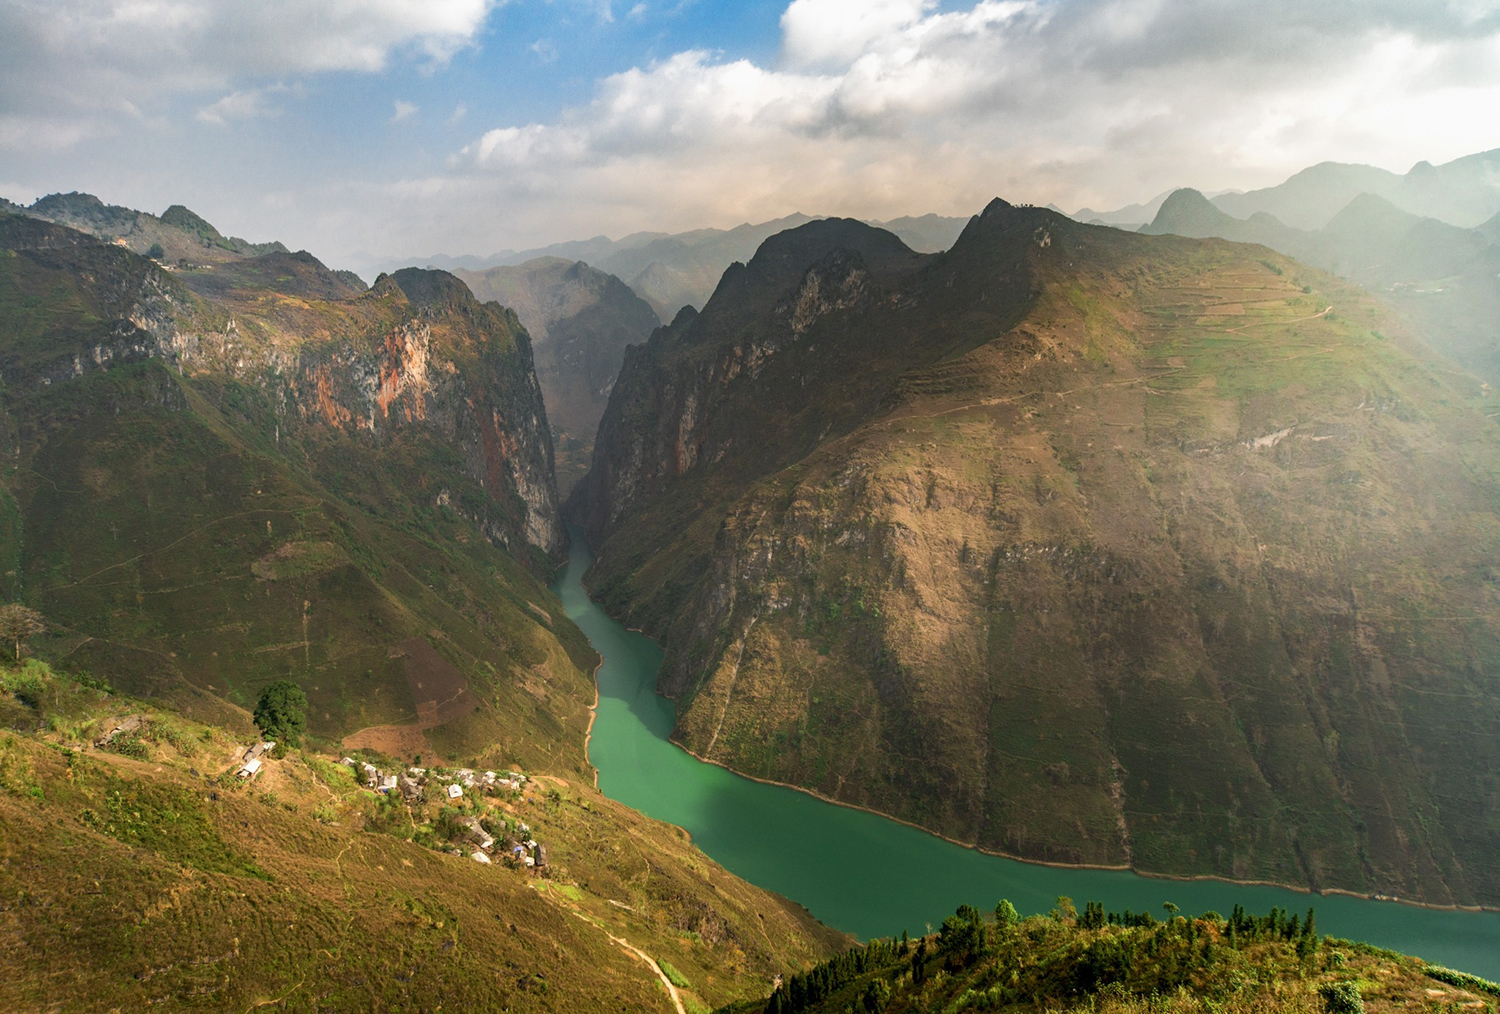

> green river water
[553,531,1500,978]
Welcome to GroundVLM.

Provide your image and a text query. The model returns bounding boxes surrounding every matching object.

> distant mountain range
[5,190,299,268]
[1139,187,1500,385]
[409,213,971,321]
[1073,149,1500,233]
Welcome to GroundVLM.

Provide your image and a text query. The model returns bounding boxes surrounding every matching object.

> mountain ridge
[571,201,1500,907]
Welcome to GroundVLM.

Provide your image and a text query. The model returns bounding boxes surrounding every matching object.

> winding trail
[566,910,686,1014]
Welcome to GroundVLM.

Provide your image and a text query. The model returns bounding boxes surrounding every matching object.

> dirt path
[566,910,686,1014]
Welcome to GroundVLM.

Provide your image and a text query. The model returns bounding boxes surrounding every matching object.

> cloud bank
[3,0,1499,264]
[412,0,1500,254]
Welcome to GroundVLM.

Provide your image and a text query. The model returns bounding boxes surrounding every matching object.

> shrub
[1318,981,1364,1013]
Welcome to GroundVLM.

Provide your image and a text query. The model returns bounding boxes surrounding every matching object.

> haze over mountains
[408,213,971,324]
[9,144,1500,1009]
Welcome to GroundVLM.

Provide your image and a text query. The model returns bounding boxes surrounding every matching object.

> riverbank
[556,529,1500,977]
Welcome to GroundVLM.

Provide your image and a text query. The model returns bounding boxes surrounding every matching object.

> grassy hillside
[717,898,1499,1014]
[0,662,845,1012]
[1141,188,1500,386]
[574,203,1500,906]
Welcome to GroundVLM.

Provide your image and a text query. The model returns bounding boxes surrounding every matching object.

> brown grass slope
[0,670,845,1013]
[572,201,1500,906]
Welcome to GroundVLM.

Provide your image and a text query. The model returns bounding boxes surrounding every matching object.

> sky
[2,0,1499,273]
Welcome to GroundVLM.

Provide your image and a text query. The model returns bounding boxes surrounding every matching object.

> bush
[658,960,690,989]
[1423,965,1500,996]
[145,243,165,260]
[1318,981,1364,1013]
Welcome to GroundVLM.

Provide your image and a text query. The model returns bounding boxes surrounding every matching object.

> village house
[457,816,494,851]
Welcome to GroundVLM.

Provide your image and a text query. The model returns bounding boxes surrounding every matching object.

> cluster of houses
[236,739,276,779]
[340,757,548,869]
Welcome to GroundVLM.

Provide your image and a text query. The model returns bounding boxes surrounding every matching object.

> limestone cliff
[572,202,1500,906]
[2,213,563,559]
[0,211,576,757]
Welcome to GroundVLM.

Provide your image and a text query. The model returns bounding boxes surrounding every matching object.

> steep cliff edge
[571,202,1500,906]
[0,211,575,759]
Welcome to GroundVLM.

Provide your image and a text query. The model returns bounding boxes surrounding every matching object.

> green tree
[145,242,165,260]
[253,679,308,746]
[0,604,45,661]
[994,899,1020,930]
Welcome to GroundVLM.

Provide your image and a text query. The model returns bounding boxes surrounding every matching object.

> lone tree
[0,604,45,661]
[253,679,308,746]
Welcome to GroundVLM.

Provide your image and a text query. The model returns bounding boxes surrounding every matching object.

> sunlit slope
[575,202,1500,905]
[0,670,844,1012]
[0,212,587,768]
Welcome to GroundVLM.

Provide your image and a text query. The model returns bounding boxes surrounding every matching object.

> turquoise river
[553,532,1500,978]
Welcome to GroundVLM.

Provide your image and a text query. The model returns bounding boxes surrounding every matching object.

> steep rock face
[455,257,660,493]
[0,212,578,755]
[0,216,563,559]
[572,203,1500,905]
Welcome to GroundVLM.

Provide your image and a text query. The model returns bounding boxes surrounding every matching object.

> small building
[340,757,356,767]
[458,816,494,851]
[397,775,424,804]
[378,774,398,794]
[236,757,262,780]
[446,783,463,799]
[244,741,276,762]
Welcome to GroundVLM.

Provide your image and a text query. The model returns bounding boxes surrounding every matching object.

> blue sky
[2,0,1499,273]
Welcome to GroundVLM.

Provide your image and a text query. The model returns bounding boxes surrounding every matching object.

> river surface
[553,531,1500,978]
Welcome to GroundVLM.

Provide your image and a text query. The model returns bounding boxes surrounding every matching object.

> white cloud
[392,100,420,123]
[197,86,292,126]
[427,0,1500,251]
[0,0,498,144]
[780,0,935,69]
[449,102,469,125]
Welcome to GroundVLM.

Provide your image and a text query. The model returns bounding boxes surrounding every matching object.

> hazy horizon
[4,0,1499,268]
